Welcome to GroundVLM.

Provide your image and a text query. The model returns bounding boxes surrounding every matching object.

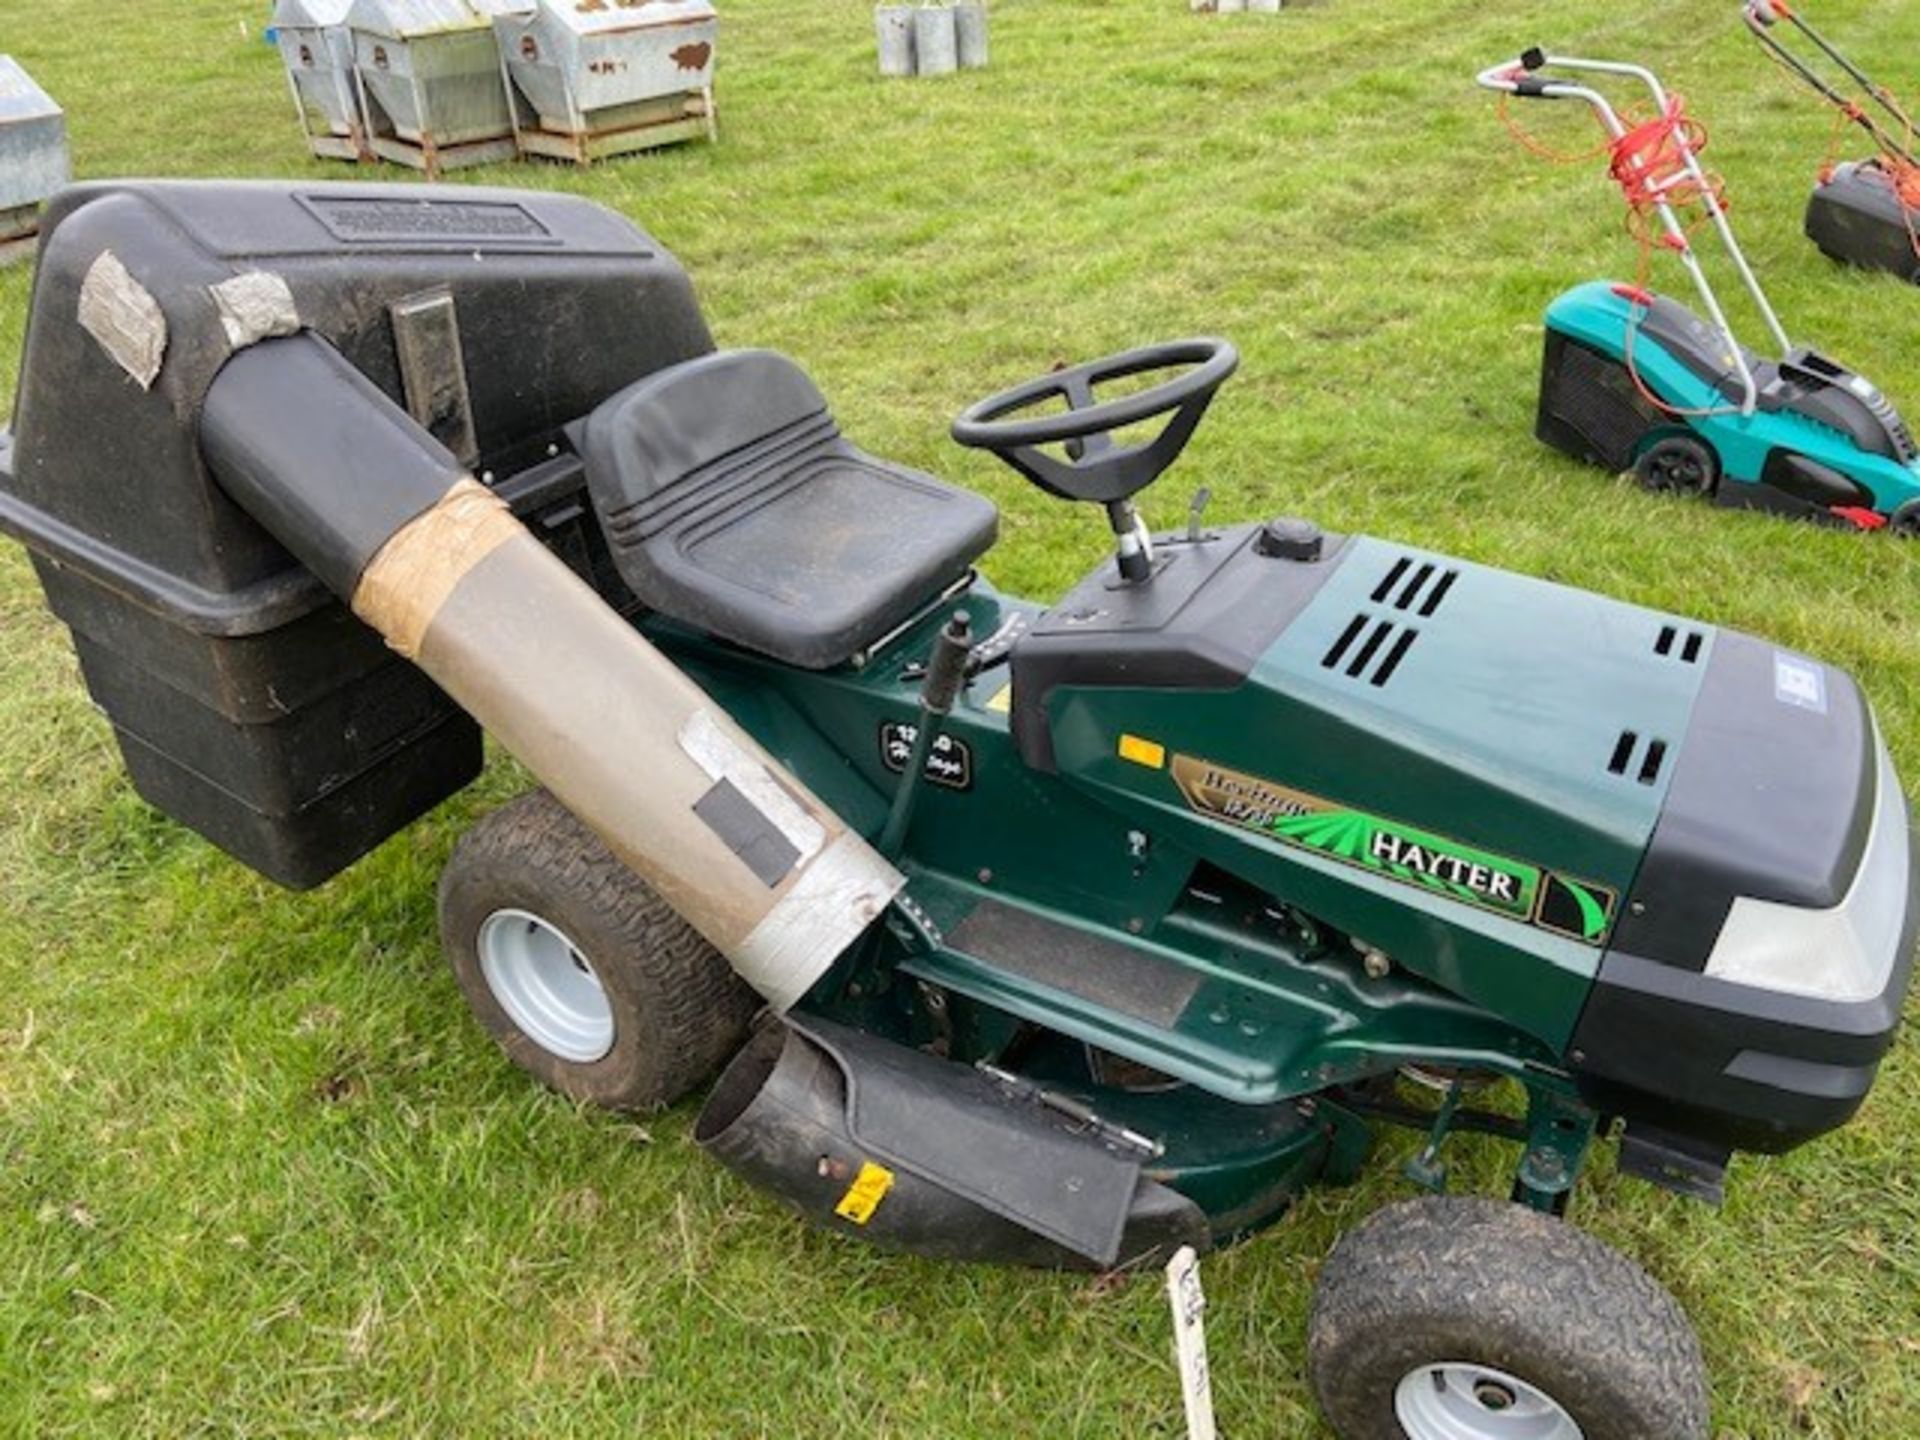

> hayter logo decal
[1169,755,1616,943]
[1367,830,1523,907]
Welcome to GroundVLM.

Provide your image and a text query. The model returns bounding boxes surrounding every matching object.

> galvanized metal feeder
[0,56,69,262]
[873,4,987,80]
[346,0,519,177]
[492,1,718,165]
[275,0,371,162]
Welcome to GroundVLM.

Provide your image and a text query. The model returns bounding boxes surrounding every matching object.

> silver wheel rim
[1394,1362,1583,1440]
[477,908,615,1064]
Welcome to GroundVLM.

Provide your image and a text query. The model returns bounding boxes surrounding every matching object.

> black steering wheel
[951,338,1239,505]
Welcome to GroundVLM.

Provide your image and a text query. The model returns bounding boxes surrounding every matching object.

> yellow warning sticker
[834,1161,896,1225]
[1118,733,1167,769]
[983,684,1013,715]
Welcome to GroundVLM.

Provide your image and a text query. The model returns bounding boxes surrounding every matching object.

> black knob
[1256,517,1324,561]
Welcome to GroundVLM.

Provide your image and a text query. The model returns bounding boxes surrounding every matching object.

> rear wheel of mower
[1307,1196,1709,1440]
[438,789,758,1112]
[1634,435,1719,499]
[1889,500,1920,538]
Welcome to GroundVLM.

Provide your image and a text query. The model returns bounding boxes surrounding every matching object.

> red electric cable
[1497,86,1745,420]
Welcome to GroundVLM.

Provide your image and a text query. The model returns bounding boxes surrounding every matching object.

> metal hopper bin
[493,1,718,165]
[0,57,69,261]
[347,0,519,178]
[275,0,371,162]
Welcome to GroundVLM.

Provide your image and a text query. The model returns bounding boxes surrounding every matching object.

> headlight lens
[1703,724,1910,1003]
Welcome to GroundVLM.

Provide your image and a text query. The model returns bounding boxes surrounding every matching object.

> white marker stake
[1165,1245,1218,1440]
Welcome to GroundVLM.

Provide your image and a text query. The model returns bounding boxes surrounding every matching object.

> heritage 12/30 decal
[1169,755,1616,944]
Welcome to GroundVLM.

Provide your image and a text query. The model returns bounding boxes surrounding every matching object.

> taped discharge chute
[200,331,902,1009]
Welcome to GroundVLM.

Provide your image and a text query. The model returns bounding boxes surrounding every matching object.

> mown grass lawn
[4,0,1920,1435]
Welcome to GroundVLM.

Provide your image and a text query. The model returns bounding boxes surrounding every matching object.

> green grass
[4,0,1920,1434]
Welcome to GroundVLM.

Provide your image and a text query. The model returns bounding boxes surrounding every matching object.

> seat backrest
[578,348,998,669]
[581,349,832,516]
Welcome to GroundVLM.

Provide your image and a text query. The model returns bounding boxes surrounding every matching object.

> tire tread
[1308,1195,1709,1440]
[439,789,758,1111]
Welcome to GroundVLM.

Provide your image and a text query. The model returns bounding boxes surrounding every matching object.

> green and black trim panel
[1606,632,1875,971]
[1170,757,1617,946]
[1010,522,1350,772]
[1571,936,1916,1155]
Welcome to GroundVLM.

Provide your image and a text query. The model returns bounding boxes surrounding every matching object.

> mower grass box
[1807,162,1920,283]
[0,182,711,886]
[2,181,1915,1439]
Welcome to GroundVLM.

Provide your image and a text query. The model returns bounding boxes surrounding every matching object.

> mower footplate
[897,879,1557,1107]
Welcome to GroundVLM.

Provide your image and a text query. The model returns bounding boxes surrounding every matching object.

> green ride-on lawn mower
[1,181,1914,1439]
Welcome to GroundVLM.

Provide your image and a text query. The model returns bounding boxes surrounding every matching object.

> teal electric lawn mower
[2,182,1915,1439]
[1480,50,1920,532]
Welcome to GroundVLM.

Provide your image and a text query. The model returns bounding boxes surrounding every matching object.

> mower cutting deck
[1,181,1914,1440]
[1480,50,1920,532]
[1745,0,1920,285]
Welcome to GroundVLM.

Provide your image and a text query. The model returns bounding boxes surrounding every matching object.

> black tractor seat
[580,350,999,669]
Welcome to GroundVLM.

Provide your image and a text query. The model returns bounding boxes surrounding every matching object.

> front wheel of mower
[1634,434,1719,499]
[1307,1196,1708,1440]
[438,789,758,1112]
[1889,499,1920,538]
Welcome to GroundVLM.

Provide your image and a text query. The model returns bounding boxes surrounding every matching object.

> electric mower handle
[1476,48,1579,101]
[1744,1,1919,169]
[951,338,1239,506]
[1476,46,1796,411]
[1474,49,1666,111]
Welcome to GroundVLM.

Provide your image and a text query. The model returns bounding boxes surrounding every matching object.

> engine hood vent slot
[1654,624,1704,663]
[1370,555,1459,617]
[1608,729,1669,785]
[1322,614,1420,688]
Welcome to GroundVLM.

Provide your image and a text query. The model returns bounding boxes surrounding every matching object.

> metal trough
[346,0,520,177]
[275,0,371,162]
[492,0,718,165]
[0,56,68,259]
